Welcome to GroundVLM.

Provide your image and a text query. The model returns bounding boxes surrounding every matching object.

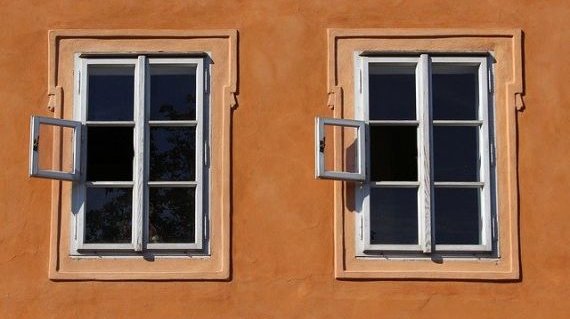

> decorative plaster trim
[46,29,237,280]
[327,28,523,280]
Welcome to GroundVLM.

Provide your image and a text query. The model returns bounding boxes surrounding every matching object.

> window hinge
[359,215,364,241]
[488,66,493,94]
[204,215,209,242]
[204,140,210,167]
[492,215,497,240]
[490,142,496,167]
[204,68,209,94]
[359,68,363,94]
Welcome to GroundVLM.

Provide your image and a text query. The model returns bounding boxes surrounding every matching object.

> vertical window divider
[132,55,146,252]
[418,54,432,254]
[195,58,205,248]
[143,58,151,250]
[479,57,493,251]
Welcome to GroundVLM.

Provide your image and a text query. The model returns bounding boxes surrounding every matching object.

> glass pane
[369,64,416,120]
[85,187,132,244]
[150,65,197,120]
[149,187,196,243]
[433,126,479,182]
[149,127,196,181]
[432,65,479,120]
[370,188,418,245]
[435,188,480,245]
[370,126,417,181]
[87,65,134,121]
[87,127,133,181]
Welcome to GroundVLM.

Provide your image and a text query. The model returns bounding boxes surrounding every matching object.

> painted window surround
[327,29,524,280]
[45,30,237,280]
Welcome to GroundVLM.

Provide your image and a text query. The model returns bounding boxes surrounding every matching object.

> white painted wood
[132,56,146,252]
[369,120,419,126]
[70,56,209,254]
[432,120,483,126]
[479,56,493,252]
[148,181,198,187]
[85,121,135,126]
[148,120,197,126]
[143,57,205,251]
[73,57,138,253]
[418,54,432,254]
[85,181,134,187]
[315,117,366,182]
[371,181,420,187]
[29,116,82,181]
[434,181,484,187]
[356,54,496,257]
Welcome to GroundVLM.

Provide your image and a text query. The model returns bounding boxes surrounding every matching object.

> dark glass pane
[87,127,133,181]
[370,126,417,181]
[369,64,416,120]
[435,188,480,245]
[149,127,196,181]
[85,187,132,243]
[432,65,479,120]
[150,65,197,120]
[433,126,479,182]
[370,188,418,245]
[87,65,134,121]
[149,187,196,243]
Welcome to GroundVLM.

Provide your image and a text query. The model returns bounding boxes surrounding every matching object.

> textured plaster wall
[0,0,569,318]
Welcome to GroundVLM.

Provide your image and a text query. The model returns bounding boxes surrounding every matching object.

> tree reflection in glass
[85,188,132,243]
[149,127,196,181]
[149,187,195,243]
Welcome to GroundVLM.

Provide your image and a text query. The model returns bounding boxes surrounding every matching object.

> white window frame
[68,54,207,254]
[315,117,366,181]
[351,54,494,256]
[29,116,82,181]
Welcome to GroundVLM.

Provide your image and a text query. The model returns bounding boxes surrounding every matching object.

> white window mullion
[73,56,88,252]
[479,57,493,251]
[132,56,146,252]
[417,54,432,254]
[194,59,205,249]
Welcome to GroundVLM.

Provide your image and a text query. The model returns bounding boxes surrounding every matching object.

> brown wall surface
[1,0,569,318]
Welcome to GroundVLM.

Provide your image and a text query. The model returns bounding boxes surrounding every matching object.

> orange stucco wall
[1,1,569,318]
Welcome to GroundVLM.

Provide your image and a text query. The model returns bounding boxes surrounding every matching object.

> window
[318,54,494,256]
[30,30,236,280]
[354,54,494,255]
[68,56,208,254]
[324,29,523,280]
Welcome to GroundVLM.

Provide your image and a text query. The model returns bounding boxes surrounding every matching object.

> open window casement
[29,116,82,181]
[315,117,366,182]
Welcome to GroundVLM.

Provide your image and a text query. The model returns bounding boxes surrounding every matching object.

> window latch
[319,137,326,153]
[33,137,39,152]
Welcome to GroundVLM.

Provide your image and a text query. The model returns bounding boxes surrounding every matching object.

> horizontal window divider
[363,244,423,252]
[148,120,198,126]
[85,181,134,187]
[434,181,484,188]
[146,243,202,250]
[84,59,138,65]
[368,120,419,126]
[147,181,198,187]
[371,181,420,187]
[435,244,491,252]
[77,243,134,251]
[85,121,136,127]
[432,120,483,126]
